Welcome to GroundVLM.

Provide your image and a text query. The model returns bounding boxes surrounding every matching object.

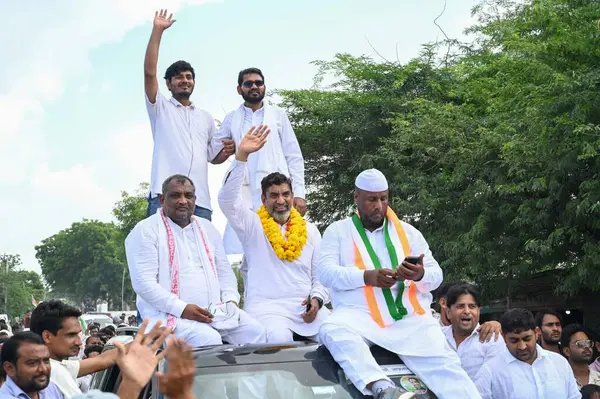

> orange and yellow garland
[257,205,308,261]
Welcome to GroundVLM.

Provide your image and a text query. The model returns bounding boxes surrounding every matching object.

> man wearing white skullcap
[317,169,481,399]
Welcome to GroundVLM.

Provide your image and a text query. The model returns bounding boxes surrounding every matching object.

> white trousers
[175,309,266,347]
[319,323,481,399]
[263,318,318,343]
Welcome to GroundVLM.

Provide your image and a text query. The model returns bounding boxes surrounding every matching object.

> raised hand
[235,125,271,161]
[153,9,176,31]
[115,319,171,394]
[157,339,195,399]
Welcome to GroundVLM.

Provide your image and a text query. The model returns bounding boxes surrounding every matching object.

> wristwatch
[313,297,324,309]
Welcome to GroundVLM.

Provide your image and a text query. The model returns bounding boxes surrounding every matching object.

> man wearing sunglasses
[560,324,600,389]
[212,67,306,257]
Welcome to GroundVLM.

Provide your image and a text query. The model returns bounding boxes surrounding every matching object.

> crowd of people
[1,8,600,399]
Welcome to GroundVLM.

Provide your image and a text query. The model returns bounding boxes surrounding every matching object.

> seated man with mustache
[219,126,330,343]
[126,174,266,347]
[0,332,64,399]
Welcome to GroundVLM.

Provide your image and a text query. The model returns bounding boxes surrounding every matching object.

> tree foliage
[279,0,600,297]
[35,220,135,308]
[0,254,45,317]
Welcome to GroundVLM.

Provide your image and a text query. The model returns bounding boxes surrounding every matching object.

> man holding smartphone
[317,169,480,399]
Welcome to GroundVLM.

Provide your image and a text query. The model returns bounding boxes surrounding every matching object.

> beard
[242,89,265,104]
[268,203,291,224]
[18,374,50,392]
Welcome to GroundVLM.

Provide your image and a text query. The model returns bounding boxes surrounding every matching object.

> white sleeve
[307,224,330,303]
[559,357,582,399]
[203,221,240,304]
[210,111,234,156]
[125,222,188,318]
[473,364,493,399]
[145,91,165,125]
[405,223,443,293]
[62,360,81,380]
[279,111,305,199]
[217,160,261,245]
[317,222,366,291]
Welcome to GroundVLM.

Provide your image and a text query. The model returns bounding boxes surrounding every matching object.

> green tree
[35,220,134,308]
[113,183,149,237]
[0,254,45,317]
[279,0,600,300]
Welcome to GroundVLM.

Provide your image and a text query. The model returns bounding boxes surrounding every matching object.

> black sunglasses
[241,80,264,88]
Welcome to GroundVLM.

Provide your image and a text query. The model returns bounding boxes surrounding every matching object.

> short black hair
[534,309,562,328]
[85,334,103,346]
[500,308,536,335]
[581,384,600,399]
[238,67,265,86]
[261,172,293,196]
[164,61,195,81]
[84,345,104,358]
[0,331,46,365]
[560,323,590,352]
[30,300,82,336]
[161,174,195,196]
[446,283,482,308]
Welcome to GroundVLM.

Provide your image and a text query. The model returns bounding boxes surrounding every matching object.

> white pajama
[174,311,265,347]
[317,217,481,398]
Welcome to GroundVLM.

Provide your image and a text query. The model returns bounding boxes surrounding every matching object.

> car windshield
[193,362,430,399]
[84,317,112,328]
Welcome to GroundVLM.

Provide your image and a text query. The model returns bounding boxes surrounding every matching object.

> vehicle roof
[190,342,400,368]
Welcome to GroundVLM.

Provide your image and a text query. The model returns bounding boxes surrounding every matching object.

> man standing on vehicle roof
[143,9,233,221]
[317,169,481,399]
[218,127,329,343]
[126,174,266,347]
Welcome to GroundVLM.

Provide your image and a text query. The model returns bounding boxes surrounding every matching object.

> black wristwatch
[313,297,324,309]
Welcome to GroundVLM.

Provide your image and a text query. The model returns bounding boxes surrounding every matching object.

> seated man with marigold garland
[218,125,330,343]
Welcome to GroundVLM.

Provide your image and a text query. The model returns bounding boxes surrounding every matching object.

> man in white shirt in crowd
[442,283,505,380]
[534,309,563,354]
[218,127,329,343]
[474,308,580,399]
[29,301,120,398]
[560,323,600,390]
[212,67,306,263]
[143,9,232,221]
[126,174,266,347]
[318,168,481,399]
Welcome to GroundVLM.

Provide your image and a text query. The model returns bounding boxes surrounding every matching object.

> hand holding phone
[397,254,425,281]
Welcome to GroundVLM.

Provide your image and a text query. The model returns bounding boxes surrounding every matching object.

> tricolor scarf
[350,208,426,328]
[159,208,218,329]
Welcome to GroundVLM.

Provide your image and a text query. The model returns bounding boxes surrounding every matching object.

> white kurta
[317,217,481,398]
[473,345,580,399]
[214,104,305,255]
[218,160,329,339]
[125,212,265,346]
[317,218,446,357]
[442,324,506,379]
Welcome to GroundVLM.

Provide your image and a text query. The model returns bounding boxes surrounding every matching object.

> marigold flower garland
[257,205,307,261]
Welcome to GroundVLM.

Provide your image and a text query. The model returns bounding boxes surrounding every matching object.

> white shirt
[50,359,82,398]
[214,104,306,199]
[125,213,239,321]
[145,92,220,210]
[473,345,581,399]
[442,324,506,379]
[218,160,329,336]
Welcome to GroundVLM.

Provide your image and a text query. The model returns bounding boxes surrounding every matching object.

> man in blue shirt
[0,332,63,399]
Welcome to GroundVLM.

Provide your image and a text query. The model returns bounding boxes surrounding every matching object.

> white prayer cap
[355,169,388,192]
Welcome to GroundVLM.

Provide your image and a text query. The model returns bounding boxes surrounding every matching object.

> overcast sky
[0,0,478,273]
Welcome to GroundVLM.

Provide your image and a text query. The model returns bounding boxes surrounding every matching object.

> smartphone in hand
[404,256,420,265]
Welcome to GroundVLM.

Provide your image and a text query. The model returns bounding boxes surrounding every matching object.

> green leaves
[280,0,600,298]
